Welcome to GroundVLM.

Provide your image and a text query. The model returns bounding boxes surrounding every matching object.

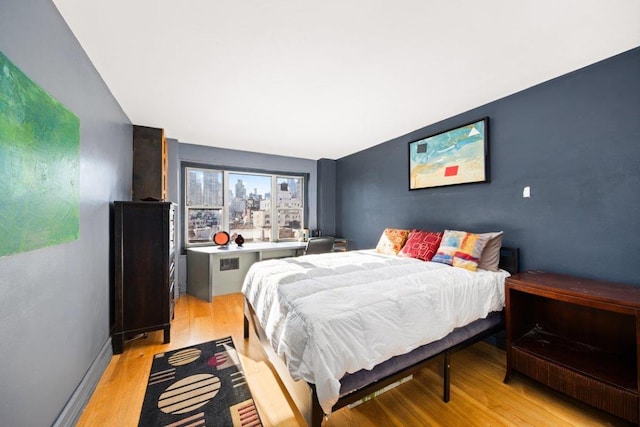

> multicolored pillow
[375,228,410,255]
[398,230,443,261]
[431,230,491,271]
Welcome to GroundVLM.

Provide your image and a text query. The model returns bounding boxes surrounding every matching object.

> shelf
[513,327,636,392]
[506,272,640,424]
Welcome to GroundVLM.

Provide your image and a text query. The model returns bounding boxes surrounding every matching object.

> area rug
[138,336,263,427]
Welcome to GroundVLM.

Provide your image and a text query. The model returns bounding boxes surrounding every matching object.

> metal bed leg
[311,388,325,427]
[443,352,451,402]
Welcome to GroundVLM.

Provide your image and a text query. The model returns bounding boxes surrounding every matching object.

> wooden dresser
[504,271,640,423]
[112,201,176,354]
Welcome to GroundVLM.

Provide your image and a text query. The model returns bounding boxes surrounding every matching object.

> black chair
[304,236,335,255]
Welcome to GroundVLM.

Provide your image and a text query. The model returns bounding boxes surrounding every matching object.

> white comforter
[242,250,509,414]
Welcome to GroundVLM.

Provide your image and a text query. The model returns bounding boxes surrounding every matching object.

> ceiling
[52,1,640,160]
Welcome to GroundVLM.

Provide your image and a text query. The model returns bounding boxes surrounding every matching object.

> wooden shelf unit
[504,271,640,423]
[132,125,167,201]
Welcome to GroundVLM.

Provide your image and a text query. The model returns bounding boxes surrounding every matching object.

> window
[185,168,223,243]
[184,166,305,246]
[228,172,272,243]
[276,176,304,240]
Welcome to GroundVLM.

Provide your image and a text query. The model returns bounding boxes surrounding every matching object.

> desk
[187,242,306,301]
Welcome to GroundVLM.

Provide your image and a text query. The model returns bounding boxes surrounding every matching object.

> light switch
[523,186,531,198]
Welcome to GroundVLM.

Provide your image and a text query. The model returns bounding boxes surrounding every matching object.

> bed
[242,246,519,426]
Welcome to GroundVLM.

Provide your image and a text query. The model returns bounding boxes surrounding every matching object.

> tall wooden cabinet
[132,125,167,201]
[112,201,176,354]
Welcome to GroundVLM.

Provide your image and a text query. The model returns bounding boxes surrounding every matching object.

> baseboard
[52,337,112,427]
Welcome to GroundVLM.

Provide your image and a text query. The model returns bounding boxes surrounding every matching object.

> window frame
[182,162,307,249]
[184,167,225,246]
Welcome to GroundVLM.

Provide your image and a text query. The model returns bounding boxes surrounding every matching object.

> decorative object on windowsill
[213,231,230,248]
[234,234,245,247]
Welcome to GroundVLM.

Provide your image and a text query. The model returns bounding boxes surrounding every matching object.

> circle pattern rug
[138,337,262,427]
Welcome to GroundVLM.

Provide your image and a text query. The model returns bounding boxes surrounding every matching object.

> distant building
[235,179,247,199]
[230,199,246,217]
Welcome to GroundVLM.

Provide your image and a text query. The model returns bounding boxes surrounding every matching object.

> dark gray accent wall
[336,47,640,285]
[317,158,337,237]
[0,1,132,426]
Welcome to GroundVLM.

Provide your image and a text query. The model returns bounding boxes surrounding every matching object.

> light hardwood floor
[77,294,631,426]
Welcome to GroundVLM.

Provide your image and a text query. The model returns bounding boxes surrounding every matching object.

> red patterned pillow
[398,230,443,261]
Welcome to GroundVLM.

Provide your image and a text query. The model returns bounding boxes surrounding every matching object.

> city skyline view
[185,167,304,244]
[229,173,271,197]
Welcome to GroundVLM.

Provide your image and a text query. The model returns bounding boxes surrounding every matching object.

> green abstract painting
[0,51,80,257]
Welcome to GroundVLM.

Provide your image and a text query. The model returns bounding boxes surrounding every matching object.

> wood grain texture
[78,294,631,426]
[132,125,167,202]
[112,202,174,354]
[505,273,639,423]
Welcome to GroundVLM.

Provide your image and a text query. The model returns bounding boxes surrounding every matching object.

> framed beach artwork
[409,118,489,190]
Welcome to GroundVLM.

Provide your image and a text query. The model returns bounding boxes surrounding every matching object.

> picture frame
[408,117,489,190]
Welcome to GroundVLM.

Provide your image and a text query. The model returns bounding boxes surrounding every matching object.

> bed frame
[243,247,519,426]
